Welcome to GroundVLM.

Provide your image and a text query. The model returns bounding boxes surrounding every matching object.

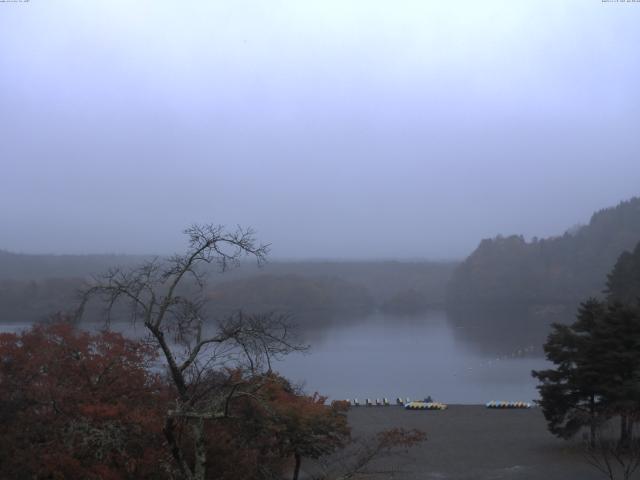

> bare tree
[76,224,306,480]
[312,428,426,480]
[583,420,640,480]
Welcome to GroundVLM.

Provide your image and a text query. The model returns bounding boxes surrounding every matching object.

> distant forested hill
[0,250,456,323]
[0,250,147,280]
[207,274,374,316]
[447,197,640,307]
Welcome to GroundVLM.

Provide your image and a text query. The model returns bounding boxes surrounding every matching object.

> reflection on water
[1,309,559,404]
[278,310,553,404]
[447,305,573,357]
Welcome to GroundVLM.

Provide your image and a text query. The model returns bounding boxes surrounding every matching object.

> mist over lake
[278,310,549,404]
[0,308,551,405]
[2,2,640,477]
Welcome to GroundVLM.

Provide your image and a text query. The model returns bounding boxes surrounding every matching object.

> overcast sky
[1,0,639,259]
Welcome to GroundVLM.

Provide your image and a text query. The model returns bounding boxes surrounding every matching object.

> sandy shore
[336,405,606,480]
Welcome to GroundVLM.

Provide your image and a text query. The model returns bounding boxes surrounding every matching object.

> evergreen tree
[532,299,607,447]
[533,299,640,447]
[591,302,640,447]
[606,241,640,305]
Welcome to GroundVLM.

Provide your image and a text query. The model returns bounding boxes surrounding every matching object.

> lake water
[279,310,550,404]
[0,309,552,405]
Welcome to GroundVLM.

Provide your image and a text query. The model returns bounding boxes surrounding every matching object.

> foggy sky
[1,1,639,259]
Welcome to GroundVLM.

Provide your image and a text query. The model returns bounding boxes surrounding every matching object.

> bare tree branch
[75,224,302,480]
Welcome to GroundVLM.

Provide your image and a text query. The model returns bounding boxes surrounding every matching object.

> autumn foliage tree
[224,374,425,480]
[2,225,427,479]
[269,383,350,480]
[231,374,351,480]
[0,321,168,479]
[76,224,307,480]
[0,322,362,480]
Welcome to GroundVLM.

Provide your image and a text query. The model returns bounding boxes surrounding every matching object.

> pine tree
[606,241,640,305]
[532,299,607,447]
[533,299,640,447]
[590,302,640,448]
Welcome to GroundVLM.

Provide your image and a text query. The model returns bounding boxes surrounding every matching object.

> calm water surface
[279,311,549,404]
[1,310,551,404]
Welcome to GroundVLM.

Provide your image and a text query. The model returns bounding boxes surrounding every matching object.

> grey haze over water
[1,1,639,259]
[0,310,549,404]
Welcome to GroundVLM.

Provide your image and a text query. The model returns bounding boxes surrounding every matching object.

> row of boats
[345,398,533,409]
[347,397,432,407]
[485,401,532,409]
[405,401,448,410]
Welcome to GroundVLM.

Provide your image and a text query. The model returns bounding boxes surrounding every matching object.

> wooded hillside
[447,197,640,307]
